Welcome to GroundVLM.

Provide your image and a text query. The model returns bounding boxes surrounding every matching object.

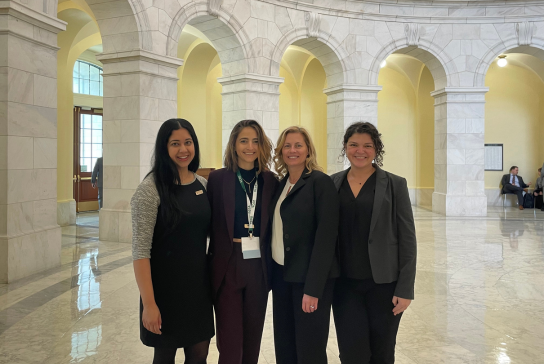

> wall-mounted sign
[484,144,503,171]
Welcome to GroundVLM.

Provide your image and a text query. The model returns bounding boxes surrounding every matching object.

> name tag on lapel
[195,190,203,195]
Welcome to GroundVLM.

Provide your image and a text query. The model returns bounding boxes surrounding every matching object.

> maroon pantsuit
[207,169,278,364]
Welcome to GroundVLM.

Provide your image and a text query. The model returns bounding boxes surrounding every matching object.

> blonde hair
[223,120,273,174]
[274,126,323,179]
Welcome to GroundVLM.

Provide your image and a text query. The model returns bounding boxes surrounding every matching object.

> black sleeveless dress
[140,178,214,348]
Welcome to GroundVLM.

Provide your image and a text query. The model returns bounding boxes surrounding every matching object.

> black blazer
[270,169,339,299]
[207,168,279,298]
[331,167,417,300]
[501,174,528,193]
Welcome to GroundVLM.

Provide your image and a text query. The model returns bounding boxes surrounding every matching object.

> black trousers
[534,188,543,209]
[332,277,403,364]
[503,184,525,206]
[215,243,268,364]
[271,261,335,364]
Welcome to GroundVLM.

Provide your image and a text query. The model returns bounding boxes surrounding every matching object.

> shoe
[523,188,529,193]
[519,205,524,210]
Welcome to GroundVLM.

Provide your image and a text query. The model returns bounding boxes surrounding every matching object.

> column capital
[324,84,382,103]
[431,87,489,98]
[97,50,184,80]
[218,74,284,95]
[0,0,66,50]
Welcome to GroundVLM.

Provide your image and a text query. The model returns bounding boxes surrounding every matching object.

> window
[73,60,103,96]
[80,112,102,173]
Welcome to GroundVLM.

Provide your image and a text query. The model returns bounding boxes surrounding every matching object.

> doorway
[73,107,102,212]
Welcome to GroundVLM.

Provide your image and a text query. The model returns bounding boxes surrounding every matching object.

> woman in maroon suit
[207,119,279,364]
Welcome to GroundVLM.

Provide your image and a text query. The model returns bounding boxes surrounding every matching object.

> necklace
[242,175,256,186]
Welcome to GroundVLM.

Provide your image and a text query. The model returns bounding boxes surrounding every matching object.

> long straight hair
[148,119,200,226]
[223,120,273,174]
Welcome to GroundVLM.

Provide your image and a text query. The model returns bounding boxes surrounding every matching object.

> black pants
[332,277,402,364]
[534,188,543,209]
[271,261,334,364]
[504,184,525,206]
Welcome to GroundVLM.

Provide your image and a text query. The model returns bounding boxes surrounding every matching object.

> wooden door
[73,107,102,212]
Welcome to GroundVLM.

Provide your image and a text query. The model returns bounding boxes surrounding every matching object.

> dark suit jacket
[331,167,417,300]
[269,169,339,299]
[207,168,279,298]
[501,174,528,193]
[91,157,103,188]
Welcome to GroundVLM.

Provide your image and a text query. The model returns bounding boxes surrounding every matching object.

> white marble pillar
[0,2,66,282]
[431,88,488,217]
[324,85,382,174]
[217,74,284,153]
[97,51,182,243]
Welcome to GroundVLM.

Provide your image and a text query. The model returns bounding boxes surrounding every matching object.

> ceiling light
[380,60,387,68]
[497,55,507,67]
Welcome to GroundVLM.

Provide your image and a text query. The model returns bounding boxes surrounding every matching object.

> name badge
[241,237,261,259]
[195,190,203,195]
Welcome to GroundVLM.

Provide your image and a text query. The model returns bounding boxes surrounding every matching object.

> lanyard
[236,170,258,238]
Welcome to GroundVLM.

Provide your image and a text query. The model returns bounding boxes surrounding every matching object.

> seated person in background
[534,168,543,210]
[501,166,531,210]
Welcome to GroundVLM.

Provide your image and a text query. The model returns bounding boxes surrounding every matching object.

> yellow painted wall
[485,64,544,188]
[279,66,299,132]
[279,55,328,171]
[300,59,328,170]
[177,43,222,168]
[416,67,435,188]
[57,6,101,205]
[378,67,417,187]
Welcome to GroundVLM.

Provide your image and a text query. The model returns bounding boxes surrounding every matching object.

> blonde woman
[207,120,279,364]
[269,126,340,364]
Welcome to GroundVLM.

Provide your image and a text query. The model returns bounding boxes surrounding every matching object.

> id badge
[241,237,261,259]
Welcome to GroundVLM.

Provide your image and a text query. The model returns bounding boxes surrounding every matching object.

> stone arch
[369,38,458,90]
[474,37,544,87]
[166,1,251,76]
[270,27,352,88]
[71,0,149,53]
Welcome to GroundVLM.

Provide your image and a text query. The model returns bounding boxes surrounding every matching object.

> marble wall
[3,0,544,253]
[0,2,65,282]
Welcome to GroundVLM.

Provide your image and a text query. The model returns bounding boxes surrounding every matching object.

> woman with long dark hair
[331,122,417,364]
[131,119,214,364]
[207,119,278,364]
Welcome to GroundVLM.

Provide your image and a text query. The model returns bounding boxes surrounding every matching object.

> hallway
[1,208,543,363]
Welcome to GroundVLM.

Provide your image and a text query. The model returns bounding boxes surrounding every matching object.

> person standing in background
[91,156,103,209]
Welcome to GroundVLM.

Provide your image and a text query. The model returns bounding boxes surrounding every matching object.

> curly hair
[341,122,385,167]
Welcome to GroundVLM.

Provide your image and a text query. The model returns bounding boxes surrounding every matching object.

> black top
[234,167,263,238]
[142,178,214,348]
[338,171,376,280]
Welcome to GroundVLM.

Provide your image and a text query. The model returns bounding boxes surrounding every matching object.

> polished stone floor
[1,207,544,363]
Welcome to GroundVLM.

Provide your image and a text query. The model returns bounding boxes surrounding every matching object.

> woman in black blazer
[269,126,339,364]
[331,122,417,364]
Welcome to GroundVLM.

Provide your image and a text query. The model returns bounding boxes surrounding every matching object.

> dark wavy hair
[148,119,200,226]
[341,122,385,167]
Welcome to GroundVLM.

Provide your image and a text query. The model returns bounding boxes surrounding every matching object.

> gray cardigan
[331,166,417,300]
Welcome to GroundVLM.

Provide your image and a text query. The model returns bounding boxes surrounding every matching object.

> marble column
[97,51,182,243]
[217,74,283,153]
[324,85,382,174]
[431,88,488,217]
[0,2,66,282]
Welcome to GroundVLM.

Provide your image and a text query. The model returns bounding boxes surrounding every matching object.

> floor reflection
[0,208,544,363]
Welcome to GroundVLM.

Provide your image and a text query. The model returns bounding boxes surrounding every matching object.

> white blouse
[271,179,295,265]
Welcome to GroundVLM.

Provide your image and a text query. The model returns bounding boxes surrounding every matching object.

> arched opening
[57,3,103,224]
[484,51,544,206]
[279,46,328,169]
[378,53,436,207]
[177,25,222,169]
